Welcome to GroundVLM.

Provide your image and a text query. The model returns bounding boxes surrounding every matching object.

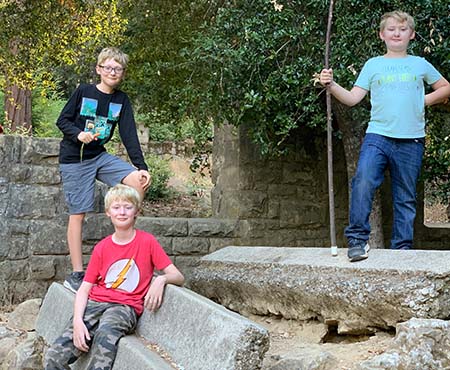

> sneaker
[347,239,370,262]
[63,271,85,293]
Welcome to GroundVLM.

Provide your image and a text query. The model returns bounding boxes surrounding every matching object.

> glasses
[98,65,125,74]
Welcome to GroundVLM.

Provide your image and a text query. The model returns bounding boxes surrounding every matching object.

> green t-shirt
[355,55,442,138]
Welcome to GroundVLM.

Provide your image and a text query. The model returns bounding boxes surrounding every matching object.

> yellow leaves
[0,0,128,89]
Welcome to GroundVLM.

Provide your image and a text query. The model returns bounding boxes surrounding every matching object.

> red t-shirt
[84,229,172,315]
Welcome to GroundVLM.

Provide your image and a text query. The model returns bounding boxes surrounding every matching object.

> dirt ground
[140,156,212,218]
[248,314,394,369]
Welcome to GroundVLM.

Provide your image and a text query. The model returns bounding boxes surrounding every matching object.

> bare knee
[122,171,145,199]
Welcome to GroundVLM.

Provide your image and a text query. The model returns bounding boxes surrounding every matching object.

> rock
[269,350,337,370]
[358,318,450,370]
[2,332,45,370]
[0,337,18,365]
[191,247,450,334]
[7,299,42,331]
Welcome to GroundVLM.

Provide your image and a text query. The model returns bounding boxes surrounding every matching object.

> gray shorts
[60,152,136,214]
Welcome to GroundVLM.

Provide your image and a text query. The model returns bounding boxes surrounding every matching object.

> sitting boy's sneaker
[347,239,370,262]
[63,271,85,293]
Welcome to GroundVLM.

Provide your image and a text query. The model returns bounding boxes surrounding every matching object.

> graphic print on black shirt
[81,98,122,145]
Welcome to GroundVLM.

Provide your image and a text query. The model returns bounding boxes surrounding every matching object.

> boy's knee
[122,171,140,187]
[122,171,146,198]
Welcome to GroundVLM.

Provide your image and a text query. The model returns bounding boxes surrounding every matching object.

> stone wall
[0,135,239,305]
[2,127,449,304]
[211,123,450,249]
[211,124,349,247]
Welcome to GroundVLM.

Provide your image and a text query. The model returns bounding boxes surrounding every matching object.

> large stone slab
[36,283,173,370]
[190,246,450,334]
[137,283,269,370]
[36,282,269,370]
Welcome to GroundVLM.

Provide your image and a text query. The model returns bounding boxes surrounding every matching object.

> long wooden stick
[325,0,337,256]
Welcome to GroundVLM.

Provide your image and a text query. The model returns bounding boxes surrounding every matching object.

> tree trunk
[4,82,32,133]
[332,101,385,249]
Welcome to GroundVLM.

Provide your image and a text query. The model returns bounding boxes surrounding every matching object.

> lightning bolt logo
[110,256,135,289]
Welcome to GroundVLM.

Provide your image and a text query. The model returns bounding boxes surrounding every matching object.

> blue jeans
[345,133,424,250]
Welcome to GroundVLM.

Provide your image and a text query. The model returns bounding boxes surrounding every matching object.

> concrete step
[190,246,450,334]
[36,282,269,370]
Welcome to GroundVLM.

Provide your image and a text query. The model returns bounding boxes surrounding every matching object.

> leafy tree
[120,0,219,161]
[179,0,450,243]
[0,0,128,132]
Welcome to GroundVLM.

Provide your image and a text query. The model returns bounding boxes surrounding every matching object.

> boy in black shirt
[57,47,150,292]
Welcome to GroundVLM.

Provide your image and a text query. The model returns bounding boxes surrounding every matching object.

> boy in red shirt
[45,184,184,369]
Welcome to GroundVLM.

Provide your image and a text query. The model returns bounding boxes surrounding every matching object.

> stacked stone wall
[211,124,450,250]
[0,135,237,305]
[211,124,350,247]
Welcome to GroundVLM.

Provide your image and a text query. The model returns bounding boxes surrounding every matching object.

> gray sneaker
[347,239,370,262]
[63,271,85,293]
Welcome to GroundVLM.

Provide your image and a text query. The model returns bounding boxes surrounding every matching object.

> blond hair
[97,47,129,68]
[380,11,415,31]
[105,184,141,211]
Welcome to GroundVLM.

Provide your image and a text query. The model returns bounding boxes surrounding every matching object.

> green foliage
[144,154,174,201]
[180,0,449,159]
[31,86,65,138]
[423,108,450,203]
[120,0,215,155]
[136,111,208,142]
[0,1,129,101]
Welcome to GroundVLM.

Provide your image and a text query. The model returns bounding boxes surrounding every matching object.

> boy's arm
[72,281,94,352]
[320,68,368,107]
[425,77,450,106]
[144,264,185,312]
[56,87,84,142]
[118,97,148,171]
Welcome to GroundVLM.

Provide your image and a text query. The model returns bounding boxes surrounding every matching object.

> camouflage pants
[44,300,138,370]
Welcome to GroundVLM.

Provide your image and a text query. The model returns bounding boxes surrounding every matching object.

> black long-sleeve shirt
[56,84,148,171]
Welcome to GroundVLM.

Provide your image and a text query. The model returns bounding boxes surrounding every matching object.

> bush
[144,154,173,201]
[136,110,207,142]
[32,94,65,138]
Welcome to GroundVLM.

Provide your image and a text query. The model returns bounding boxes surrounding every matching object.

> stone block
[6,185,60,219]
[137,284,269,370]
[82,213,114,242]
[36,282,269,370]
[21,137,60,165]
[29,221,67,255]
[8,164,61,185]
[136,217,188,237]
[358,318,450,370]
[188,218,239,237]
[0,135,22,166]
[172,237,210,255]
[30,256,57,280]
[238,191,268,218]
[0,260,29,281]
[173,255,201,281]
[8,236,29,259]
[279,200,326,228]
[155,236,173,255]
[209,238,235,253]
[191,246,450,334]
